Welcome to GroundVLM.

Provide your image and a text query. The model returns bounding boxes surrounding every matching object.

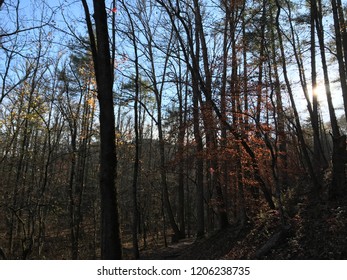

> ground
[140,193,347,260]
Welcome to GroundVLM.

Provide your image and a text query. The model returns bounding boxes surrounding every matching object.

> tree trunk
[331,135,346,198]
[193,87,205,238]
[82,0,122,259]
[177,55,186,238]
[314,0,346,195]
[275,0,320,194]
[122,1,140,259]
[331,0,347,122]
[310,0,327,187]
[194,0,228,230]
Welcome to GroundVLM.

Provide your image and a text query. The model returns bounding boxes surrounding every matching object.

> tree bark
[82,0,122,259]
[313,0,346,196]
[331,0,347,122]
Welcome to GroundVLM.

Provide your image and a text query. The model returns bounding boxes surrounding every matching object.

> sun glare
[312,83,326,100]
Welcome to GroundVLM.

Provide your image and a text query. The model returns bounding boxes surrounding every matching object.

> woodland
[1,0,347,260]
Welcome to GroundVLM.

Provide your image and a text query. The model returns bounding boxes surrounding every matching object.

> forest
[1,0,347,260]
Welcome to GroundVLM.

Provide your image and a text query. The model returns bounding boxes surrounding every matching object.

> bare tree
[312,0,345,198]
[81,0,122,259]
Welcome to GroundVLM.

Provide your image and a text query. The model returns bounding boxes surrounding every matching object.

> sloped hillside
[141,193,347,260]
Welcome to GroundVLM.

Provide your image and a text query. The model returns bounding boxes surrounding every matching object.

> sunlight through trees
[1,0,347,259]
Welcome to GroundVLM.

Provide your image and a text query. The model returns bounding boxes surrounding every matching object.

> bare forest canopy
[1,0,347,260]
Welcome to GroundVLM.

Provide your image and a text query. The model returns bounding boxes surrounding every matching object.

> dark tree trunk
[314,0,346,196]
[132,81,140,259]
[337,0,347,79]
[192,87,205,238]
[177,57,186,238]
[192,6,205,238]
[310,0,327,187]
[82,0,122,259]
[331,0,347,121]
[331,135,347,198]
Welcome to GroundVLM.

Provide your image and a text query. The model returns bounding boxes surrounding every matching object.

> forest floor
[140,192,347,260]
